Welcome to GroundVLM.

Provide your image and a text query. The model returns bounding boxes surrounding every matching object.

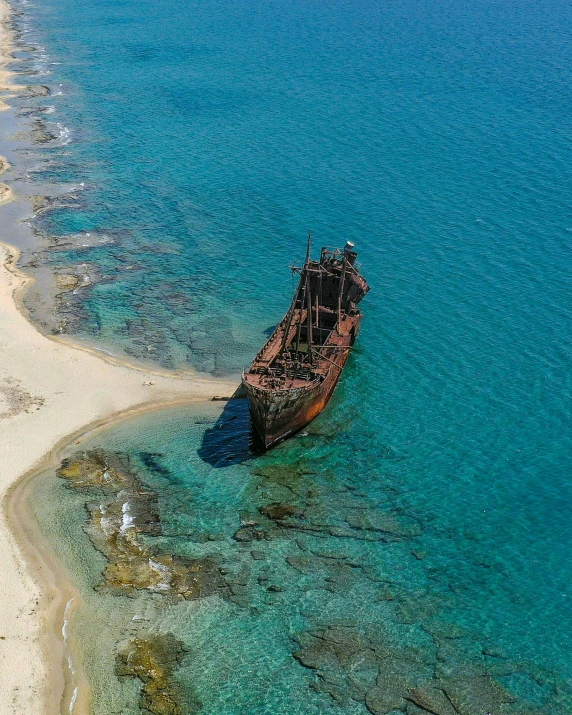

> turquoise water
[8,0,572,711]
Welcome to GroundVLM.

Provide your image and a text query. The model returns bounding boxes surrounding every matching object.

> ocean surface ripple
[9,0,572,711]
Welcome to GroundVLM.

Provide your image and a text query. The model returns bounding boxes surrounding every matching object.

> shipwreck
[242,235,369,448]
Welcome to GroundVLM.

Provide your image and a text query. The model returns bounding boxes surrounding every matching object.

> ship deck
[243,311,359,393]
[243,372,321,392]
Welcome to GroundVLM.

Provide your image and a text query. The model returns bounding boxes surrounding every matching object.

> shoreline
[0,2,239,712]
[0,237,238,715]
[6,397,234,715]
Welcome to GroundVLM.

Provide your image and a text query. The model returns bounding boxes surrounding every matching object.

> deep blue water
[8,0,572,712]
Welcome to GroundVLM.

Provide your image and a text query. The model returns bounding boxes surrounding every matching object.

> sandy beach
[0,236,237,713]
[0,2,238,712]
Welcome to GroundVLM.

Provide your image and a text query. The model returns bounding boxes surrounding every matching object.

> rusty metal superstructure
[242,235,369,448]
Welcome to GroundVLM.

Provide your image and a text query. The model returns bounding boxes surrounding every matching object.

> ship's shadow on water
[198,391,265,467]
[198,324,276,467]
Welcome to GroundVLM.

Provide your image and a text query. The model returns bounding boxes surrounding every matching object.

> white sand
[0,2,239,711]
[0,241,236,714]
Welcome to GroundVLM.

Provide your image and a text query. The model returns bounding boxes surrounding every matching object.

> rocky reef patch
[242,460,572,714]
[57,450,229,600]
[291,619,566,714]
[116,633,200,715]
[52,445,572,714]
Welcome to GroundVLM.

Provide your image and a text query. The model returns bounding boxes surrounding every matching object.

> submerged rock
[58,450,229,600]
[290,620,551,715]
[406,685,457,715]
[22,84,50,97]
[29,194,50,213]
[116,633,200,715]
[442,674,517,714]
[54,273,80,290]
[58,450,135,491]
[345,508,421,538]
[30,124,57,144]
[365,685,406,714]
[260,502,303,522]
[89,498,227,599]
[233,524,266,542]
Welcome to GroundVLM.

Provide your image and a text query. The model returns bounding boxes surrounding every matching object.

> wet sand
[0,3,238,711]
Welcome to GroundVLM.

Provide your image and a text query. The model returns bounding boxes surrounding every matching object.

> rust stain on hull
[242,237,369,449]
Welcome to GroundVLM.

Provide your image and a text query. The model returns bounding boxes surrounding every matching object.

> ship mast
[280,231,312,359]
[337,245,348,334]
[294,232,313,363]
[305,232,313,363]
[306,271,313,361]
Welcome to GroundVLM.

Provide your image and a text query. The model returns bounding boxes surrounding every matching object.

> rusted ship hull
[244,315,361,447]
[242,238,368,449]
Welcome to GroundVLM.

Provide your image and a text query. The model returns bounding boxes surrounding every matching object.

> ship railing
[285,368,314,380]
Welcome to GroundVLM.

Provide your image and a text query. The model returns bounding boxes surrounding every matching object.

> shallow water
[7,0,572,711]
[30,395,572,714]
